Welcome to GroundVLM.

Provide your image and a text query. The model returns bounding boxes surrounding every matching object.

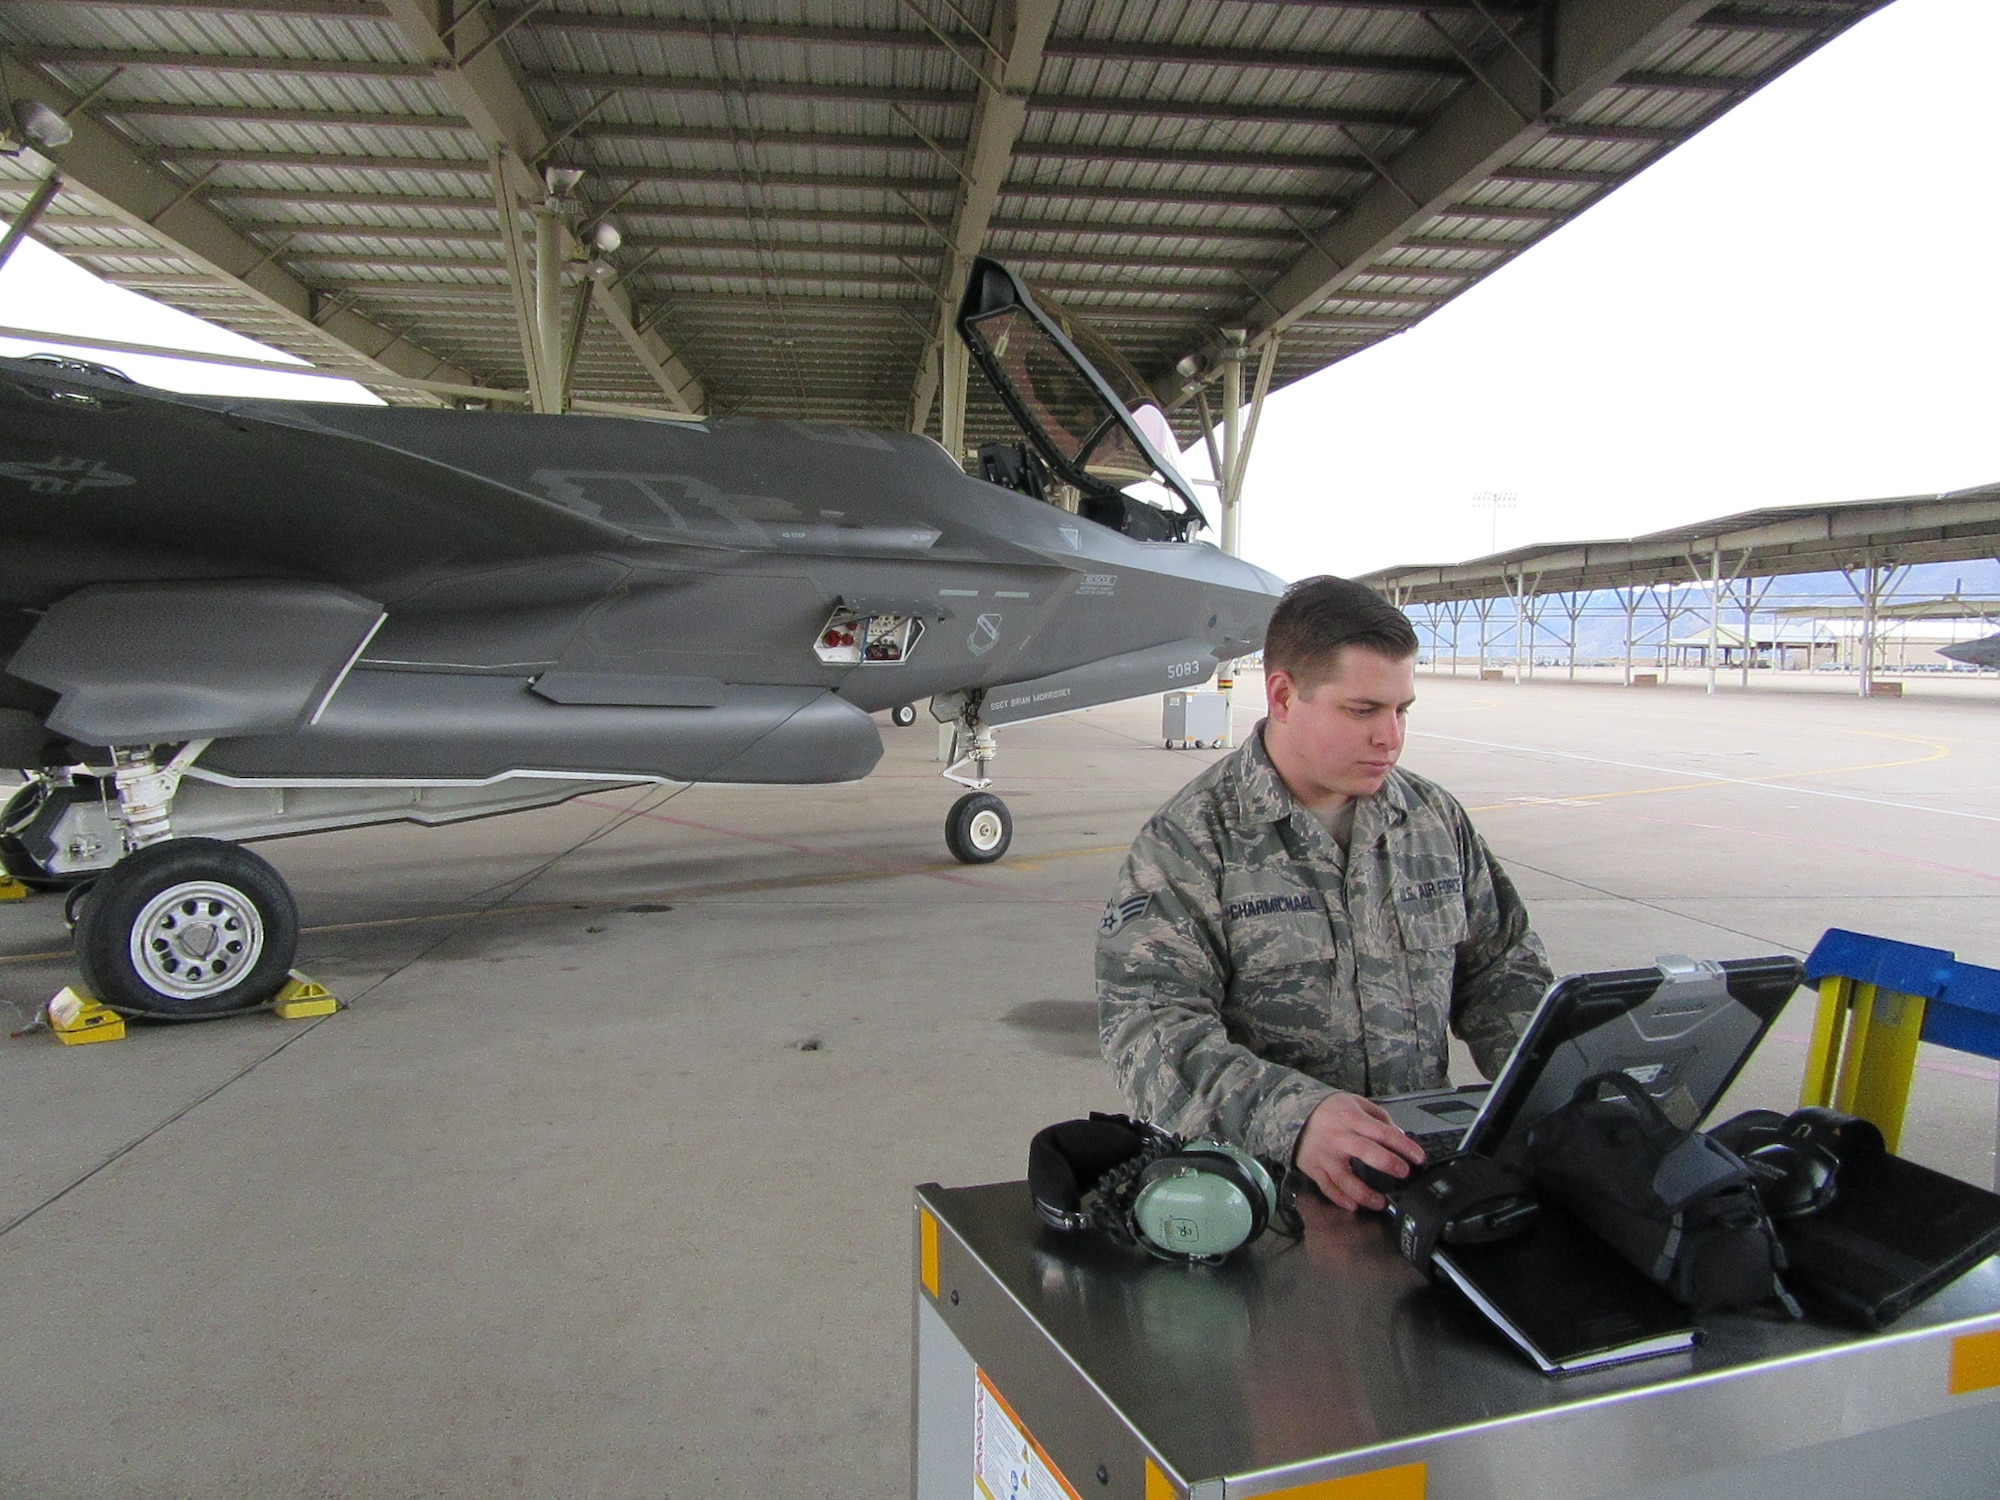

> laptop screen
[1462,954,1804,1159]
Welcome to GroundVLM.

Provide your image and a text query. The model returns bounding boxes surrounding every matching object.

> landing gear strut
[51,743,300,1019]
[934,691,1013,865]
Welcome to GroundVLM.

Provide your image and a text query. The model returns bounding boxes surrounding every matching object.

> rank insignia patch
[1100,893,1152,936]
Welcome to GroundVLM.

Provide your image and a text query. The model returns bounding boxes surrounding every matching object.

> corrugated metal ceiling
[0,0,1887,447]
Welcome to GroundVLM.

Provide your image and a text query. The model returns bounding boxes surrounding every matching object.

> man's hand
[1294,1092,1428,1212]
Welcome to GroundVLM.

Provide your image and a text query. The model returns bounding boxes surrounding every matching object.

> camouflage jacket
[1096,726,1552,1163]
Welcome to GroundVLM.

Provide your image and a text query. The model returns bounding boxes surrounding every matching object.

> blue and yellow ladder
[1802,929,2000,1180]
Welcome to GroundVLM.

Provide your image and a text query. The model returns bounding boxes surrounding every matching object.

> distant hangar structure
[0,0,1890,470]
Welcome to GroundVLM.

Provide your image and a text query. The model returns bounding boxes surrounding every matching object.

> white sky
[1202,0,2000,577]
[0,0,1992,580]
[0,242,380,404]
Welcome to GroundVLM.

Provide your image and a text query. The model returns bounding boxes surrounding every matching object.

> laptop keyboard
[1412,1127,1467,1156]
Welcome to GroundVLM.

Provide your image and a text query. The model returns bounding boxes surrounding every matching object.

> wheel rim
[967,809,1005,852]
[128,880,266,1000]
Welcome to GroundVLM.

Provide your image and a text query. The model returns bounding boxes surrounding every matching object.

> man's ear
[1266,667,1295,722]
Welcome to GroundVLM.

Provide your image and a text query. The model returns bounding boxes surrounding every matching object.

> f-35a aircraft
[1,259,1283,1018]
[1940,634,2000,670]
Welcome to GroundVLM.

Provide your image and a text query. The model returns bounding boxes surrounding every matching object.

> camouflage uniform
[1097,725,1551,1164]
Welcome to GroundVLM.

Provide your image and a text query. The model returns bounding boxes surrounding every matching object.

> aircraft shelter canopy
[0,1,1889,444]
[1356,483,2000,605]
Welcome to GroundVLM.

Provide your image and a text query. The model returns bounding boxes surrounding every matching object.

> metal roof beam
[1695,6,1858,34]
[107,103,476,133]
[78,0,1532,12]
[912,0,1057,435]
[215,221,1296,273]
[376,0,704,416]
[203,190,1317,244]
[106,104,1373,177]
[24,48,432,80]
[1182,0,1718,386]
[510,11,1470,80]
[534,70,1426,132]
[67,0,387,14]
[0,47,478,400]
[156,148,1361,211]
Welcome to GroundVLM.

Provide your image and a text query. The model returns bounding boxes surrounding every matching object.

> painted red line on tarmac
[575,799,1103,908]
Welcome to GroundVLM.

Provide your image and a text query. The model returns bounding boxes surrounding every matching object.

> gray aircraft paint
[0,260,1284,857]
[1940,634,2000,670]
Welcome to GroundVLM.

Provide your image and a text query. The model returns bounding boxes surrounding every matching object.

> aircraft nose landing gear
[934,691,1013,865]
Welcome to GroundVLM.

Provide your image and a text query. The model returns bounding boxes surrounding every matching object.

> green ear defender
[1131,1141,1281,1261]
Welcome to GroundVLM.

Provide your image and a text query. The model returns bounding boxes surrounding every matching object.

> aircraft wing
[11,579,384,743]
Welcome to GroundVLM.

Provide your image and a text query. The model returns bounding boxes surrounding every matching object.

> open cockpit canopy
[957,259,1204,542]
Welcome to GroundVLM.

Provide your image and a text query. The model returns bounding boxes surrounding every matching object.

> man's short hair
[1263,575,1419,689]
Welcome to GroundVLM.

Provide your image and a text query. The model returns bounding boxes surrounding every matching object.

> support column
[0,172,62,273]
[1219,329,1245,558]
[534,201,564,414]
[940,328,968,470]
[1622,587,1638,686]
[1706,539,1722,696]
[1859,556,1878,699]
[1512,569,1525,686]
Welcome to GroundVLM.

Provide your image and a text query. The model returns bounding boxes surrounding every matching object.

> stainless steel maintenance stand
[912,1181,2000,1500]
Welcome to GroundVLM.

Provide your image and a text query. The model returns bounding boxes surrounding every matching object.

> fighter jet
[1939,634,2000,669]
[0,258,1282,1018]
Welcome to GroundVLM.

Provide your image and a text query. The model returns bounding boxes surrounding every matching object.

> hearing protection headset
[1028,1113,1286,1262]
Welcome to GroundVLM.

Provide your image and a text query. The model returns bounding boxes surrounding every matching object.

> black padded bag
[1524,1071,1797,1314]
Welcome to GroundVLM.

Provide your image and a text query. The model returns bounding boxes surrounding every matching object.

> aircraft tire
[74,837,300,1020]
[892,704,918,727]
[945,792,1012,865]
[1,780,95,891]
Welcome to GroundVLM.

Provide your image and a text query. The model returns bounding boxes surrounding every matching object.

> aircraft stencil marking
[0,456,136,495]
[968,614,1004,656]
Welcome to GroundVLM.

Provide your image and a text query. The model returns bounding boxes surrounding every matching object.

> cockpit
[957,259,1204,544]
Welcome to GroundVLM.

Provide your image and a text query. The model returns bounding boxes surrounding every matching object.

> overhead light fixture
[589,218,622,254]
[1174,354,1203,379]
[544,165,585,197]
[13,100,73,151]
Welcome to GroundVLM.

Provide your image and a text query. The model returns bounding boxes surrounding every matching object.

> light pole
[1470,490,1517,558]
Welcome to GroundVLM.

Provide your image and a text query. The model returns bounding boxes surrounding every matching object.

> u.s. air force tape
[1100,892,1152,936]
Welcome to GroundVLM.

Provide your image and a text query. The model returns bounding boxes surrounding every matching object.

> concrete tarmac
[3,672,1997,1497]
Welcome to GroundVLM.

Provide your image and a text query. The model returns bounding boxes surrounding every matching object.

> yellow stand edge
[1798,973,1925,1154]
